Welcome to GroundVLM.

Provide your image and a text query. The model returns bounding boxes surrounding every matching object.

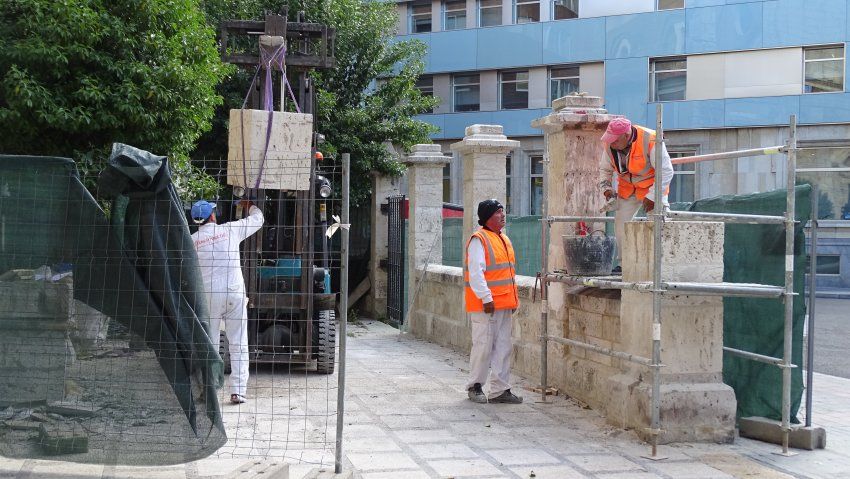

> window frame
[650,57,687,102]
[803,45,845,94]
[478,0,502,27]
[656,0,684,10]
[409,0,433,33]
[415,75,435,113]
[667,147,698,203]
[548,64,580,104]
[514,0,540,24]
[551,0,578,20]
[499,70,530,110]
[452,73,481,112]
[505,153,513,214]
[443,0,467,31]
[529,153,544,215]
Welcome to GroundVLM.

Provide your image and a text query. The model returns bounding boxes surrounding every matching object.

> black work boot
[467,383,487,403]
[489,389,523,404]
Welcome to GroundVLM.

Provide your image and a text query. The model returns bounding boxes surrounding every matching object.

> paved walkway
[2,320,849,478]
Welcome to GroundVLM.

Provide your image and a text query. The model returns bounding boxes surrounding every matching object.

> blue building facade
[395,0,850,290]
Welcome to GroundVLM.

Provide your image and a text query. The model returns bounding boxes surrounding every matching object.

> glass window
[651,58,686,101]
[415,75,434,113]
[668,150,696,203]
[500,70,529,110]
[443,163,452,203]
[453,73,480,112]
[443,0,467,31]
[804,46,844,93]
[549,65,579,104]
[410,1,432,33]
[552,0,578,20]
[478,0,502,27]
[515,0,539,23]
[657,0,684,10]
[795,145,850,220]
[530,154,543,215]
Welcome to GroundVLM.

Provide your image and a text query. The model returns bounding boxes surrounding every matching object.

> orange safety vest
[464,228,519,313]
[606,126,668,200]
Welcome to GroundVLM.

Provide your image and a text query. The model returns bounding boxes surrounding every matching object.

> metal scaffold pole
[649,104,665,457]
[780,116,797,455]
[540,136,550,402]
[806,184,818,428]
[335,153,350,473]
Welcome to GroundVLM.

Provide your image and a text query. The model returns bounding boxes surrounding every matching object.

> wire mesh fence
[0,146,344,468]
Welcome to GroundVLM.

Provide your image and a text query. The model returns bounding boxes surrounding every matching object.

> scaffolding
[539,105,802,457]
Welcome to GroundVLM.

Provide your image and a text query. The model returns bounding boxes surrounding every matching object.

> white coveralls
[465,236,514,398]
[598,135,674,261]
[191,205,264,397]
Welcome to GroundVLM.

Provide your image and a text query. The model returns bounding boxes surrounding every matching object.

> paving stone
[344,437,402,452]
[345,452,419,471]
[484,448,561,466]
[392,428,459,444]
[532,436,608,455]
[449,421,511,435]
[0,458,25,474]
[648,461,735,478]
[490,411,560,426]
[428,407,492,422]
[30,461,104,478]
[463,433,537,450]
[409,442,478,459]
[508,464,586,479]
[565,454,645,473]
[595,473,664,479]
[194,457,255,477]
[341,425,388,438]
[427,458,504,477]
[380,414,440,429]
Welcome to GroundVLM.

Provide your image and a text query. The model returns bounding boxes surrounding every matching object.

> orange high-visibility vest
[464,228,519,313]
[606,126,667,200]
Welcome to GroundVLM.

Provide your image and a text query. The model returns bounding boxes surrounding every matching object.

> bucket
[562,233,617,276]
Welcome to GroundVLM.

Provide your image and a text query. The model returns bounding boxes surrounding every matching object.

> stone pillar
[367,171,401,320]
[403,145,450,328]
[451,125,519,242]
[531,95,620,386]
[607,220,736,444]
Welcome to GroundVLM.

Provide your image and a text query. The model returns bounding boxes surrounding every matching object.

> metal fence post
[806,184,818,427]
[780,116,797,455]
[649,104,665,457]
[335,153,350,473]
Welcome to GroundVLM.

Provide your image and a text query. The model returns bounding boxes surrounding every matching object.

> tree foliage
[197,0,438,204]
[0,0,228,199]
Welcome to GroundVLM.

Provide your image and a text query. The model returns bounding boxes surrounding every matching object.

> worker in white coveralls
[598,117,674,272]
[191,199,264,404]
[464,199,522,404]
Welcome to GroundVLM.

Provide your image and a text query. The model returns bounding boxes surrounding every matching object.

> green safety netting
[0,146,225,465]
[672,184,811,423]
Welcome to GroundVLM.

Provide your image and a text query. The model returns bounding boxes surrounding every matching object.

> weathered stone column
[531,95,620,393]
[608,220,736,444]
[403,144,450,330]
[367,171,401,320]
[451,125,519,242]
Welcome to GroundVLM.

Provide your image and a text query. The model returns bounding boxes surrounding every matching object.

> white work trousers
[208,285,249,397]
[466,309,513,398]
[613,196,644,261]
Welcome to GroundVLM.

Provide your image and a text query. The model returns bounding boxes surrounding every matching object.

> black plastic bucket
[562,234,617,276]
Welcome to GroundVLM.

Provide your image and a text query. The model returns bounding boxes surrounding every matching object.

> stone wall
[408,264,623,405]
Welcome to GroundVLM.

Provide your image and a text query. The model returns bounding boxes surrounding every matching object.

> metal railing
[539,105,802,457]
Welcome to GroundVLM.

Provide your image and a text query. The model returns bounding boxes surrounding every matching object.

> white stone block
[227,109,313,190]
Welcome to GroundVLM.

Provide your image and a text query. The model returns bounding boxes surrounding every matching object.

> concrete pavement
[1,319,849,478]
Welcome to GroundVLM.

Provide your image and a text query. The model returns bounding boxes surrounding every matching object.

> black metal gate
[386,194,405,326]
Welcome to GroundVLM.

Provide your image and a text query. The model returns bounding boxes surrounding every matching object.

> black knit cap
[477,199,504,226]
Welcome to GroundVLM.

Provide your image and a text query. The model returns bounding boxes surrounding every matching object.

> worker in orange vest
[464,199,522,404]
[599,117,674,272]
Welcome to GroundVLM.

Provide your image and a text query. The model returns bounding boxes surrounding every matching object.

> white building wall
[580,62,606,99]
[397,3,408,35]
[529,67,549,109]
[688,48,803,100]
[433,74,452,114]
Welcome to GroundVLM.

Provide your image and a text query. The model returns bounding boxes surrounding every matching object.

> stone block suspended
[227,109,313,191]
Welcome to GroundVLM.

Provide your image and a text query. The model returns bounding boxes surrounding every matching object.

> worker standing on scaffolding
[464,199,522,404]
[598,117,674,272]
[191,199,264,405]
